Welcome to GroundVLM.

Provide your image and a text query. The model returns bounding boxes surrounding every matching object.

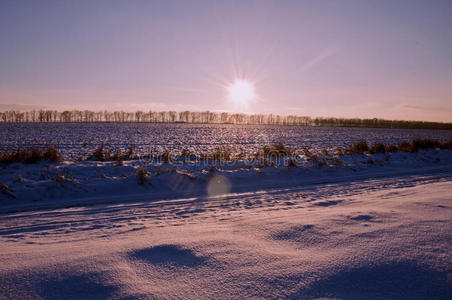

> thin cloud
[296,46,341,74]
[401,104,452,113]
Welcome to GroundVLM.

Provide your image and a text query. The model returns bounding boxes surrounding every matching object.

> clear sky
[1,0,451,121]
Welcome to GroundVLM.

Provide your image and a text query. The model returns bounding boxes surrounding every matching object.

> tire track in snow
[0,171,451,242]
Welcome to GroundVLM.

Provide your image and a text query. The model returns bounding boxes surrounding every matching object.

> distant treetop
[0,110,451,130]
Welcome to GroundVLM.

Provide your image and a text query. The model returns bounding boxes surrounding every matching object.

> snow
[2,123,452,159]
[0,149,451,299]
[0,148,451,212]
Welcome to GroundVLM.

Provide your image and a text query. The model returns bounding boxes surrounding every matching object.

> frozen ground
[0,169,451,299]
[1,123,452,159]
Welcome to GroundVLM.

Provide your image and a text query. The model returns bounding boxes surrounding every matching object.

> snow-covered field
[2,123,452,159]
[0,168,451,299]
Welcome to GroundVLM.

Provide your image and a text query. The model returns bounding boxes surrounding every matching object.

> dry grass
[1,139,450,167]
[87,142,106,161]
[396,141,412,152]
[257,158,275,168]
[317,158,327,167]
[262,142,295,157]
[397,139,442,153]
[44,146,63,162]
[0,180,16,198]
[14,175,25,183]
[410,138,440,151]
[307,153,318,161]
[200,148,232,161]
[0,146,62,164]
[54,173,78,187]
[439,140,452,149]
[344,139,450,155]
[331,157,343,166]
[287,158,297,168]
[54,168,78,187]
[155,166,177,175]
[162,149,171,163]
[88,143,136,162]
[345,140,369,154]
[208,165,217,176]
[137,168,149,185]
[114,153,124,166]
[369,142,396,153]
[125,145,135,159]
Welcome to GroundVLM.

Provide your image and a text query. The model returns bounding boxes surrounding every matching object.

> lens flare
[207,175,231,196]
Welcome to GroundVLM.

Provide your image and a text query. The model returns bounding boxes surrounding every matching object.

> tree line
[0,109,451,130]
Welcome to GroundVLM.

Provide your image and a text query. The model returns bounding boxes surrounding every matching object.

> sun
[227,79,256,105]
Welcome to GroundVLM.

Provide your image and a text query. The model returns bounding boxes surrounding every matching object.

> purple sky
[1,0,451,121]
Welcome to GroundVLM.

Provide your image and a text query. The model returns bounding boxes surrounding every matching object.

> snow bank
[1,149,452,212]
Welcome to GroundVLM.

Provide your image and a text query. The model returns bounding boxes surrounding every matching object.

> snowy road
[0,171,451,240]
[0,172,451,299]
